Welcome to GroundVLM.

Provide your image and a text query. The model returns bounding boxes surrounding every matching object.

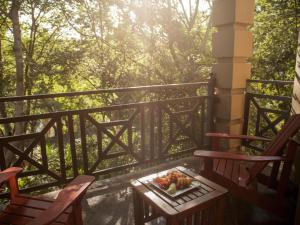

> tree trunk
[7,0,25,165]
[0,35,12,136]
[9,0,24,124]
[24,3,38,132]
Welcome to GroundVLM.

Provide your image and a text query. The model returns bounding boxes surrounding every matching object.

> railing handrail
[246,93,292,101]
[243,79,293,151]
[247,79,294,85]
[0,95,209,123]
[0,81,209,103]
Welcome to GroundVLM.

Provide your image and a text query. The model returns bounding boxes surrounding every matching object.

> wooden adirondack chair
[194,114,300,217]
[0,167,95,225]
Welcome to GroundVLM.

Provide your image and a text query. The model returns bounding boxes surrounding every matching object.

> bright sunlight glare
[182,0,210,13]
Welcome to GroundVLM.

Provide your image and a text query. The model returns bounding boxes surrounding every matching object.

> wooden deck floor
[45,157,296,225]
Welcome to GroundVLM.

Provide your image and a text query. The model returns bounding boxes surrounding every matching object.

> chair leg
[66,213,75,225]
[72,199,84,225]
[228,196,238,225]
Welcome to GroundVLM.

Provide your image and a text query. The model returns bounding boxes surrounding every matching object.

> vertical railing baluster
[191,100,198,147]
[169,112,173,149]
[242,93,251,147]
[128,120,133,156]
[207,73,216,150]
[40,135,48,170]
[68,114,78,177]
[243,93,250,135]
[157,105,162,158]
[256,109,261,136]
[140,105,145,162]
[0,145,6,170]
[80,113,89,174]
[97,126,102,164]
[56,117,66,181]
[149,104,155,160]
[200,101,205,147]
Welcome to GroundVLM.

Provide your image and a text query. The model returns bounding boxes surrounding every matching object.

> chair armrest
[0,167,23,186]
[27,175,95,225]
[194,150,285,162]
[206,133,271,142]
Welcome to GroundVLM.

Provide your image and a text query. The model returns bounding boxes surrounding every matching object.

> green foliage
[252,0,299,80]
[0,0,299,191]
[1,1,212,99]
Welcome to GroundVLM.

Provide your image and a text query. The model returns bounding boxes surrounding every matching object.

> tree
[8,0,25,121]
[252,0,300,81]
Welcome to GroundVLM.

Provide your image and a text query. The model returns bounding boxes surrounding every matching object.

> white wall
[293,31,300,225]
[292,32,300,114]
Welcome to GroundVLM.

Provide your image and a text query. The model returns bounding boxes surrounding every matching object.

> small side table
[131,166,228,225]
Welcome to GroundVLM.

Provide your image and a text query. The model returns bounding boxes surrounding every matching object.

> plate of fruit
[151,170,201,197]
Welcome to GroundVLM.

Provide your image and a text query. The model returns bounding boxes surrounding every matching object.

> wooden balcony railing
[0,79,215,193]
[1,76,291,193]
[243,79,294,152]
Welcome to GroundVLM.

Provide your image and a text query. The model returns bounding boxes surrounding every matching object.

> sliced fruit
[167,183,177,194]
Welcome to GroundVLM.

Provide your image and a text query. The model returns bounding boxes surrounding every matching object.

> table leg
[216,198,225,225]
[186,216,192,225]
[166,217,180,225]
[194,212,200,225]
[133,189,144,225]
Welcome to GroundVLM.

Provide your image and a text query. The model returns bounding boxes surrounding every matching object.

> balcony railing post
[56,117,66,182]
[139,105,146,162]
[67,114,79,177]
[207,73,216,150]
[157,103,163,159]
[79,112,89,174]
[0,146,6,170]
[149,103,155,160]
[243,93,250,134]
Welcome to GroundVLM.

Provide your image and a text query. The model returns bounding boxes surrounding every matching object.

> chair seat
[0,168,94,225]
[213,159,252,187]
[0,195,71,225]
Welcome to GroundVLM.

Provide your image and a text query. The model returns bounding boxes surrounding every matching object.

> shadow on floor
[80,158,296,225]
[83,190,294,225]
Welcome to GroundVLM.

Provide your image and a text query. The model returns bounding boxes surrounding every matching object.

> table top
[131,166,228,216]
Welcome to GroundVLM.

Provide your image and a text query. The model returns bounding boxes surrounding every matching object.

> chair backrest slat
[249,114,300,182]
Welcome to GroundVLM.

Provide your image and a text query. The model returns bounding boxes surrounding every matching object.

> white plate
[148,170,201,198]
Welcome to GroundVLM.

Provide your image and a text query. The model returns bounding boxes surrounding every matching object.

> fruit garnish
[167,183,177,194]
[153,171,193,191]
